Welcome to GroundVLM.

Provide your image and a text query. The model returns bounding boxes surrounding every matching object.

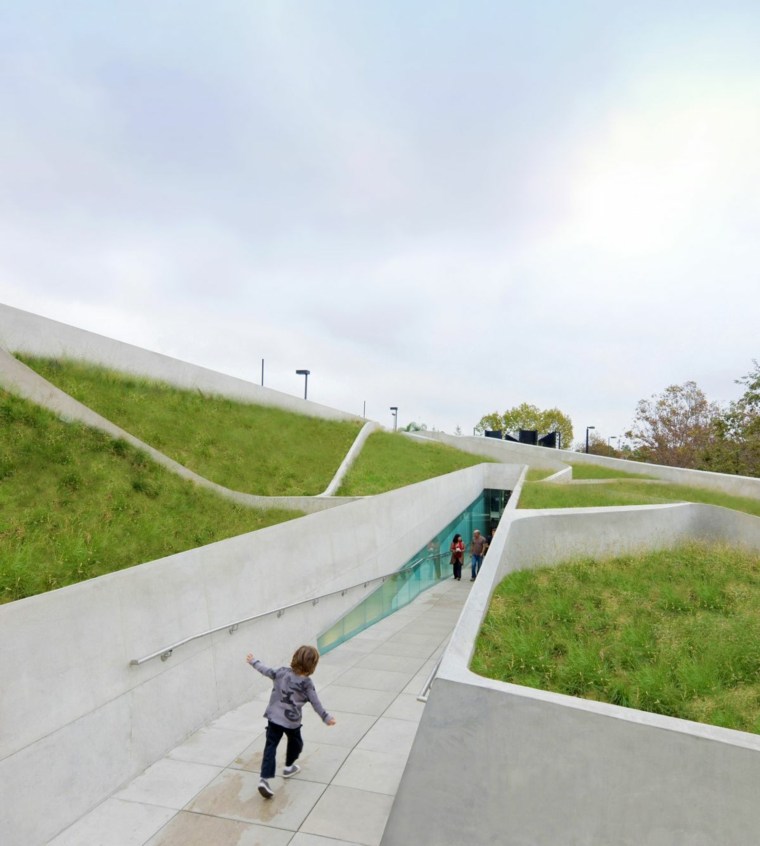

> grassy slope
[19,356,363,496]
[3,359,492,602]
[471,542,760,734]
[518,478,760,517]
[337,431,492,495]
[569,464,655,480]
[0,389,300,603]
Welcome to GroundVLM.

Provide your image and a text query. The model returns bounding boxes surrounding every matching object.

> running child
[246,645,336,798]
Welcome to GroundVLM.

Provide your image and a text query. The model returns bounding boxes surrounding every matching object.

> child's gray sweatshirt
[252,659,332,729]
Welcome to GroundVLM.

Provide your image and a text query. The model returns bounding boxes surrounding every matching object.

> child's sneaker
[258,778,274,799]
[283,763,301,778]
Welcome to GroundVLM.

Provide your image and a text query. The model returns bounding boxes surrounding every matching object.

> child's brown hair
[291,645,320,676]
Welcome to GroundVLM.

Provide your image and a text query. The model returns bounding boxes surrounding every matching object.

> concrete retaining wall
[381,503,760,846]
[0,347,351,514]
[0,462,520,846]
[320,420,381,496]
[0,303,360,423]
[423,430,760,499]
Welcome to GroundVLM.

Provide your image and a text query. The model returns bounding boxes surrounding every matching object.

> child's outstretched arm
[306,683,336,726]
[246,653,276,679]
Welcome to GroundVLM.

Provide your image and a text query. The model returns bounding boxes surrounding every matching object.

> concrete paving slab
[333,666,410,694]
[384,632,445,648]
[185,769,326,830]
[307,660,354,687]
[114,758,222,810]
[402,670,432,696]
[289,834,363,846]
[371,640,439,659]
[317,683,398,716]
[332,748,409,795]
[231,739,351,784]
[356,717,419,755]
[382,693,425,723]
[299,785,394,846]
[300,709,376,748]
[45,577,470,846]
[144,811,293,846]
[47,798,176,846]
[353,652,427,675]
[167,725,254,767]
[211,701,269,734]
[394,621,452,636]
[350,627,393,643]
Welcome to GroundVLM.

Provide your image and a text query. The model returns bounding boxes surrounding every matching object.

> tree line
[622,361,760,476]
[474,361,760,477]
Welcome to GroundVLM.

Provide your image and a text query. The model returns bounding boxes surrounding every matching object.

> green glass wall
[317,489,509,654]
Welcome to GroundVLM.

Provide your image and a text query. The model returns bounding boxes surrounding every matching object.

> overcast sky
[2,2,759,446]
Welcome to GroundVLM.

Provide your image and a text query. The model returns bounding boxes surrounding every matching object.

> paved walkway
[48,578,470,846]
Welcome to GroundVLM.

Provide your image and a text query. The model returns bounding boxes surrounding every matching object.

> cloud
[2,2,760,445]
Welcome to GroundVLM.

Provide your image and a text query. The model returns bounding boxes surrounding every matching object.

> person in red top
[450,533,465,581]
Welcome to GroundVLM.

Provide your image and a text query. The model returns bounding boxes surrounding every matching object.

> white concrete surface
[381,502,760,846]
[0,346,351,514]
[44,578,469,846]
[0,462,520,846]
[0,303,359,423]
[423,429,760,499]
[5,303,760,845]
[319,420,380,496]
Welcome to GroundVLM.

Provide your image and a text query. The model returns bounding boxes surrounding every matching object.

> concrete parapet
[422,430,760,500]
[319,420,380,496]
[381,503,760,846]
[0,346,351,514]
[0,462,520,846]
[0,303,360,423]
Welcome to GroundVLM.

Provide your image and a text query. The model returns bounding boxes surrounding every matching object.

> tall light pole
[390,406,398,432]
[296,369,310,400]
[608,435,618,448]
[585,425,595,454]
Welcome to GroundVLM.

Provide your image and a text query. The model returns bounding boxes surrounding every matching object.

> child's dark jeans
[261,720,304,779]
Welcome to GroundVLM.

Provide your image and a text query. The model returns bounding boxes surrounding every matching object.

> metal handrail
[417,651,445,702]
[129,552,444,666]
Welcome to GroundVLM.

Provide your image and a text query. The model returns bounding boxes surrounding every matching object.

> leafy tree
[576,432,621,457]
[475,403,573,449]
[625,381,719,468]
[402,421,428,432]
[701,361,760,477]
[475,412,504,433]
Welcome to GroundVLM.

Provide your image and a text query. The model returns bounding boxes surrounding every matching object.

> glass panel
[317,489,509,654]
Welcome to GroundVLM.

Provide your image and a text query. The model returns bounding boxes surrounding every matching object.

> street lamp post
[390,406,398,432]
[608,435,618,448]
[295,369,310,400]
[585,425,595,454]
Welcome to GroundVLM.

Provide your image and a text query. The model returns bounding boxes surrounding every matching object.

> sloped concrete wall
[423,430,760,499]
[0,462,520,846]
[382,504,760,846]
[0,303,360,423]
[0,347,350,514]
